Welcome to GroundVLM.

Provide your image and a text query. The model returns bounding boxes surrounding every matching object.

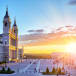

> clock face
[14,30,16,33]
[4,22,7,27]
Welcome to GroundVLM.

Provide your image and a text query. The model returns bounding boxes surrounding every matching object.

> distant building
[18,48,24,59]
[0,8,18,62]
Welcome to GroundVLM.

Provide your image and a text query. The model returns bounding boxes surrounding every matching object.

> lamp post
[70,53,72,76]
[57,62,58,76]
[4,54,8,68]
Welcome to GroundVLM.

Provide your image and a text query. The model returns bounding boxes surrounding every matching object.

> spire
[12,18,18,35]
[13,17,17,26]
[4,6,9,18]
[14,17,16,24]
[6,7,8,15]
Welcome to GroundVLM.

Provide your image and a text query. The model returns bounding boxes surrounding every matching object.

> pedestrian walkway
[19,60,36,73]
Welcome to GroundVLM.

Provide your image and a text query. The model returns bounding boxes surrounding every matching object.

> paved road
[36,60,40,73]
[0,59,76,76]
[19,60,36,73]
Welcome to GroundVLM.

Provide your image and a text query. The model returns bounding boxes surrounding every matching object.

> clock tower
[3,7,11,34]
[2,7,11,62]
[0,7,19,62]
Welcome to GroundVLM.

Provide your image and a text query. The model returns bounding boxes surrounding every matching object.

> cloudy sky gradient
[0,0,76,35]
[1,0,76,54]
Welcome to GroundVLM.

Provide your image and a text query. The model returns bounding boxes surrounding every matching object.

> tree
[0,67,6,73]
[46,67,49,73]
[7,67,11,72]
[1,67,5,72]
[52,67,56,73]
[57,67,61,74]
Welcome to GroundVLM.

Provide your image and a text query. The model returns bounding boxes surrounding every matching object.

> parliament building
[0,8,18,62]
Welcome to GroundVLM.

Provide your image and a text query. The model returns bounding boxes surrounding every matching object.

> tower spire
[4,6,9,18]
[14,17,16,24]
[12,17,18,36]
[13,17,17,26]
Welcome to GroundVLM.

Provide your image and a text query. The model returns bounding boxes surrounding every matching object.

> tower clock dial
[4,22,7,27]
[14,30,16,33]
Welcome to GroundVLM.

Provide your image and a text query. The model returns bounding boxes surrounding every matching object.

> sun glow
[66,43,76,53]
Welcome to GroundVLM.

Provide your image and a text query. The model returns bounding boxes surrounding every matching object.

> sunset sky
[0,0,76,54]
[0,0,76,35]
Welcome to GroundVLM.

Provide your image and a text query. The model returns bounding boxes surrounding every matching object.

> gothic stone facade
[0,8,18,62]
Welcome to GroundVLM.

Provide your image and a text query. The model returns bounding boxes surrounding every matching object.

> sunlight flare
[66,43,76,53]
